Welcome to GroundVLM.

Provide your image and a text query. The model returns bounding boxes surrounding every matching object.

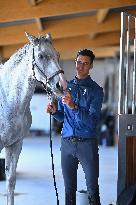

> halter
[32,47,64,94]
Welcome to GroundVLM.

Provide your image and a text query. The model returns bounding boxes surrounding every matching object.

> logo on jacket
[83,89,87,95]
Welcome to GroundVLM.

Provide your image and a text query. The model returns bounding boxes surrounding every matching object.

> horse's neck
[1,47,36,110]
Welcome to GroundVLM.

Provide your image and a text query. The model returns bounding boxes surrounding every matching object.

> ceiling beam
[0,10,136,46]
[0,13,127,46]
[0,0,136,22]
[90,9,110,40]
[0,32,120,60]
[28,0,37,6]
[97,9,110,23]
[0,44,133,62]
[0,32,121,62]
[61,46,120,60]
[89,33,97,40]
[53,32,120,52]
[35,18,43,31]
[0,44,120,61]
[28,0,43,6]
[89,9,110,40]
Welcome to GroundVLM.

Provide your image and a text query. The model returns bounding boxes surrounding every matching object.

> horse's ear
[25,32,39,46]
[45,33,52,43]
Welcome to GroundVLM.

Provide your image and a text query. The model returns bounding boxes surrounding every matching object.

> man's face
[75,55,92,79]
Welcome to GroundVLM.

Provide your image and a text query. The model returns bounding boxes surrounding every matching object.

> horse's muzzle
[56,82,64,94]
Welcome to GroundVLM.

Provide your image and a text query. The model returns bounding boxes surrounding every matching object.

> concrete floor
[0,135,117,205]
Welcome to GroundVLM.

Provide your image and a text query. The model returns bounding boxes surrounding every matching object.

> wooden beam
[89,33,97,40]
[3,32,121,60]
[0,10,136,46]
[0,32,120,60]
[28,0,43,6]
[28,0,36,6]
[53,32,120,52]
[35,18,43,31]
[90,9,110,41]
[0,0,136,22]
[97,9,110,23]
[36,0,44,4]
[1,42,134,60]
[0,12,128,46]
[0,44,23,60]
[1,44,120,60]
[62,45,133,60]
[28,0,43,31]
[61,46,121,60]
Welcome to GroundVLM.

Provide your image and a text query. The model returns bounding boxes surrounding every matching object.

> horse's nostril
[56,82,63,92]
[56,82,60,89]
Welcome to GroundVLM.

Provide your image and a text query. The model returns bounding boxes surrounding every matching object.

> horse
[0,32,66,205]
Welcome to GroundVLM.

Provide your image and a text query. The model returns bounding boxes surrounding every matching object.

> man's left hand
[62,91,75,109]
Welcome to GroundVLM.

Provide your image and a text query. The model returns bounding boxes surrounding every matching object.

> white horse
[0,33,66,205]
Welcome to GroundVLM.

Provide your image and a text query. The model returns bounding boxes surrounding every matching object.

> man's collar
[73,75,92,85]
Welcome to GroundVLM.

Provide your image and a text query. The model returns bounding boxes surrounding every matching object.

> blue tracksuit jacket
[53,75,104,138]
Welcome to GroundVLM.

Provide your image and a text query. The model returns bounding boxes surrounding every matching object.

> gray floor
[0,135,117,205]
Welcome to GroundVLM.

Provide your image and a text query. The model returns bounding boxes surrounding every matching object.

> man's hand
[62,91,75,109]
[46,102,57,114]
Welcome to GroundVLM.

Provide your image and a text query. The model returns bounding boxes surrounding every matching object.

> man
[46,49,104,205]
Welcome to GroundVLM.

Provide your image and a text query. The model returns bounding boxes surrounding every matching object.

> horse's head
[26,32,67,96]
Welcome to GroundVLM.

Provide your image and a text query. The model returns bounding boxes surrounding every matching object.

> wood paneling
[126,137,136,187]
[0,43,120,60]
[97,9,110,23]
[0,0,136,22]
[0,11,135,46]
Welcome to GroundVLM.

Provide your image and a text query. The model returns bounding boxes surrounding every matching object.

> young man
[46,49,104,205]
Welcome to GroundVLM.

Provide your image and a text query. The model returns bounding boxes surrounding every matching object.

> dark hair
[76,49,95,64]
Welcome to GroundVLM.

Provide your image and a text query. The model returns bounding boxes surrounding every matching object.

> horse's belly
[0,117,30,147]
[0,105,32,147]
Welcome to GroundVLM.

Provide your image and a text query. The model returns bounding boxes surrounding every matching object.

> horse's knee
[6,169,16,188]
[7,175,16,188]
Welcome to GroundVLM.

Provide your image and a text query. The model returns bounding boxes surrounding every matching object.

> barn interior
[0,1,136,205]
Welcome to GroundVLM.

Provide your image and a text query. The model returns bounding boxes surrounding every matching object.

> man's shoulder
[91,78,103,92]
[67,78,75,83]
[67,79,76,86]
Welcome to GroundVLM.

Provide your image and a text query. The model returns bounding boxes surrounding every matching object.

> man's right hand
[45,102,57,114]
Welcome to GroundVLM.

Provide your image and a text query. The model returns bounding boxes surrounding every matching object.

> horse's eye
[38,54,44,59]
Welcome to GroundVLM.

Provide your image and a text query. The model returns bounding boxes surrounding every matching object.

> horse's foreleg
[5,140,23,205]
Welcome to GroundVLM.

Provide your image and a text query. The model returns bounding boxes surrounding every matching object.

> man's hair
[76,49,95,64]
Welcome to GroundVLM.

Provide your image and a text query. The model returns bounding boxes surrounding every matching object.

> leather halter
[32,48,64,83]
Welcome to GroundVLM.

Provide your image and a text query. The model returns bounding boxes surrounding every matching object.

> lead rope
[41,84,60,205]
[32,48,60,204]
[49,112,60,205]
[43,86,60,205]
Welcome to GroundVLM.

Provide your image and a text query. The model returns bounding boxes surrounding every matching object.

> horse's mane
[4,44,30,70]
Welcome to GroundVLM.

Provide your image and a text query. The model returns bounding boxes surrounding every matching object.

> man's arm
[72,88,104,129]
[52,98,64,122]
[46,97,64,122]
